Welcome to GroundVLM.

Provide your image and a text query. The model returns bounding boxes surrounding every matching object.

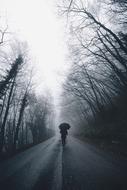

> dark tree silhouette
[0,55,23,152]
[59,0,127,140]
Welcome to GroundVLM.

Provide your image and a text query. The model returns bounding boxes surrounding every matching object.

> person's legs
[61,135,66,146]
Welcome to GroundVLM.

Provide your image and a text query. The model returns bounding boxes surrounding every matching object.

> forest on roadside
[59,0,127,143]
[0,30,55,157]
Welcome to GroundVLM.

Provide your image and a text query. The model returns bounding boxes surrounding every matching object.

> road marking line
[51,146,62,190]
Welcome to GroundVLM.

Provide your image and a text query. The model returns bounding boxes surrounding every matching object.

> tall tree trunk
[13,93,27,152]
[0,79,15,153]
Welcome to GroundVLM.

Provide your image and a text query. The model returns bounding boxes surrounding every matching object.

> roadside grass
[0,135,54,162]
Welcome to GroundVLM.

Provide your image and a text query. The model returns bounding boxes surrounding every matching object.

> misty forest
[0,0,127,190]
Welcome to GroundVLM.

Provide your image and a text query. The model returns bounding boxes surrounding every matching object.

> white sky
[0,0,68,97]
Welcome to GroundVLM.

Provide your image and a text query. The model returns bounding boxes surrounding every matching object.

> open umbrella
[59,123,71,130]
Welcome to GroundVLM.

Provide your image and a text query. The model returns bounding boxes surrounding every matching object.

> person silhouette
[58,123,71,146]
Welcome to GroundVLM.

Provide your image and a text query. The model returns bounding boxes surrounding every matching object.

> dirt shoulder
[75,135,127,160]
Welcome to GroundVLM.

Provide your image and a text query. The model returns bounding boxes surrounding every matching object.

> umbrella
[59,123,71,130]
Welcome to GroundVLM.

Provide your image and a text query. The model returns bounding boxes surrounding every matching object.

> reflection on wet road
[0,136,127,190]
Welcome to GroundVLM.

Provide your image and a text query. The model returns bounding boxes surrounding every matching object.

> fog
[0,0,68,95]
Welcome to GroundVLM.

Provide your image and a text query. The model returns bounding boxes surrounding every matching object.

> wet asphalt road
[0,136,127,190]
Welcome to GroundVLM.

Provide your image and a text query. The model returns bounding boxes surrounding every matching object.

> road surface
[0,136,127,190]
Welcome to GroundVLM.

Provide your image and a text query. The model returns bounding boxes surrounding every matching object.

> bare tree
[0,55,24,152]
[58,0,127,139]
[27,93,54,144]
